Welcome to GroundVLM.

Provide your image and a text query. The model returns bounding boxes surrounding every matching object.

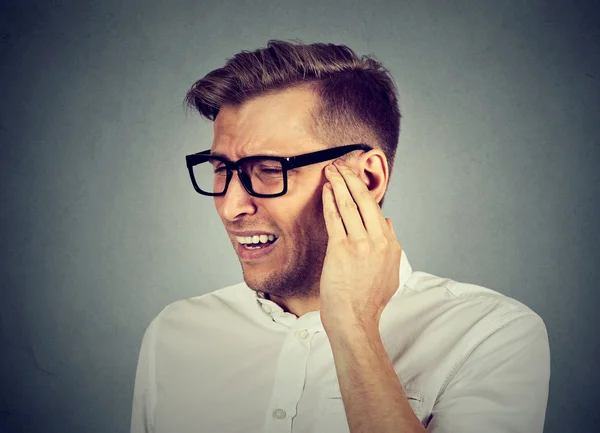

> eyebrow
[209,151,232,161]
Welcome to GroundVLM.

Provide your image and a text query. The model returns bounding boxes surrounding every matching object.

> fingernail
[327,164,337,171]
[334,159,345,166]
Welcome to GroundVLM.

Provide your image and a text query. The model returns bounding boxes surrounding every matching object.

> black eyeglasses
[185,143,372,198]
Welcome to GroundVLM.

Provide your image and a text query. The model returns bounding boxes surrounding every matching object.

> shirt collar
[254,249,413,319]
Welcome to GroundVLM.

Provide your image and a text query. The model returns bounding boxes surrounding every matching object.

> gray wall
[1,0,598,432]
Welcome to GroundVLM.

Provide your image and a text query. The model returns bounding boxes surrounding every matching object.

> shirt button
[262,304,272,313]
[297,329,309,339]
[273,408,287,419]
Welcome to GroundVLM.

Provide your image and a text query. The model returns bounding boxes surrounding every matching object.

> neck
[267,292,321,317]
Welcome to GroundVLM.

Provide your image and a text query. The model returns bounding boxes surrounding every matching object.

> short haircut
[184,39,402,207]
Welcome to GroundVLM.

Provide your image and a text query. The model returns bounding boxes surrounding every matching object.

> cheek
[289,202,327,240]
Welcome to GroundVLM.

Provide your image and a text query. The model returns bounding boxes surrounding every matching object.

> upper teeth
[236,234,277,244]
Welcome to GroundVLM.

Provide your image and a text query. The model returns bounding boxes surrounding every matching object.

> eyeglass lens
[192,158,285,195]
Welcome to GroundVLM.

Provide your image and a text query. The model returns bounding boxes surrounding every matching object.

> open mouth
[235,234,280,261]
[236,234,279,250]
[242,241,275,250]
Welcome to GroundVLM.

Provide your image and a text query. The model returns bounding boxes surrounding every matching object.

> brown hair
[184,39,401,207]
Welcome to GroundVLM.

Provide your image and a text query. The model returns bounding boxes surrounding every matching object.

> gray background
[1,0,598,432]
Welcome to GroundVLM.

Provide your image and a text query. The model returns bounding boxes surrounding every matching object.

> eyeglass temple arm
[288,144,372,169]
[187,144,372,169]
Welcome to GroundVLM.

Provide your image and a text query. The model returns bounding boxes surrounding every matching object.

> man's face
[211,87,331,301]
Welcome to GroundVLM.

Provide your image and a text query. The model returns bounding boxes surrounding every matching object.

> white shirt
[130,250,550,433]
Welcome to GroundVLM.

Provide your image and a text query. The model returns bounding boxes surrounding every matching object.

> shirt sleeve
[427,311,551,433]
[130,317,159,433]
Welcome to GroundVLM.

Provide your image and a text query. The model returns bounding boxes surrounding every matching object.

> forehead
[212,86,320,157]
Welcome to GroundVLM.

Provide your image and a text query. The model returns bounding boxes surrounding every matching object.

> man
[130,40,550,433]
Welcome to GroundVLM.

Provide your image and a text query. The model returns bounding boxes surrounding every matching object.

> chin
[244,277,272,296]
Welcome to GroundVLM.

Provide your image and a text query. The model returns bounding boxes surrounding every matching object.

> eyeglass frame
[185,143,373,198]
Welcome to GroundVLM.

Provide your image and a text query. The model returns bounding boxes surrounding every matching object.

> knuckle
[386,239,401,255]
[342,200,357,211]
[331,238,348,250]
[375,238,389,252]
[353,238,370,253]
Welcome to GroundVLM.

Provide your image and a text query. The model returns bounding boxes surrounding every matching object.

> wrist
[322,312,382,341]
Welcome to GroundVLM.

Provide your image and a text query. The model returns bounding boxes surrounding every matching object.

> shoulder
[400,270,546,337]
[406,270,541,312]
[404,274,551,433]
[148,282,253,332]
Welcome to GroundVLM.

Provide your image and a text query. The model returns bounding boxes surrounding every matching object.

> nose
[217,170,257,220]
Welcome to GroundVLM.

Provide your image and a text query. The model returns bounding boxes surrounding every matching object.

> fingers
[325,161,387,240]
[322,182,347,241]
[325,164,368,240]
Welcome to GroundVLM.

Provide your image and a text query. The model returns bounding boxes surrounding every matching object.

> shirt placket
[261,317,318,433]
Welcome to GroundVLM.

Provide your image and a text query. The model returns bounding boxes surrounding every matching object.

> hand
[319,159,402,333]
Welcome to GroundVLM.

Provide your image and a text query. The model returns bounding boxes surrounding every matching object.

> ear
[352,149,389,205]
